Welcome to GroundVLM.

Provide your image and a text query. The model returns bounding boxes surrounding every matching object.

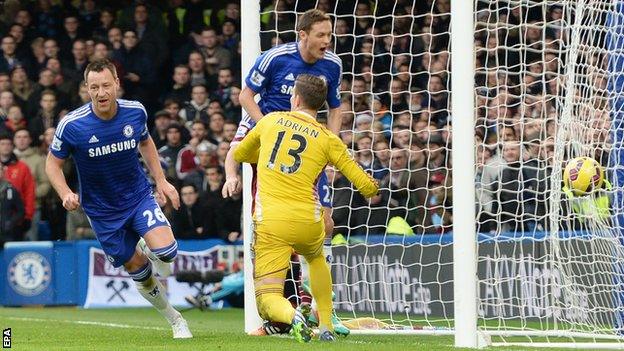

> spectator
[223,85,241,122]
[58,15,85,59]
[207,112,225,145]
[222,120,237,143]
[198,27,232,77]
[166,0,203,52]
[388,148,431,234]
[373,138,391,171]
[214,186,242,243]
[5,105,26,134]
[8,23,30,61]
[65,40,89,83]
[130,4,168,69]
[165,64,192,104]
[27,68,70,116]
[495,141,537,232]
[0,164,24,247]
[213,67,234,106]
[79,0,100,36]
[27,38,47,79]
[158,123,186,184]
[184,142,218,193]
[354,133,385,179]
[188,50,208,86]
[43,38,61,61]
[15,10,37,44]
[151,109,172,149]
[107,27,123,50]
[200,164,225,210]
[176,120,209,180]
[0,35,22,73]
[13,128,50,240]
[0,133,35,239]
[113,29,156,103]
[34,0,63,38]
[28,89,60,145]
[389,79,409,113]
[220,19,240,53]
[0,90,15,117]
[10,65,34,103]
[45,58,76,97]
[92,8,115,41]
[216,140,229,168]
[179,84,209,126]
[171,184,206,239]
[0,73,11,94]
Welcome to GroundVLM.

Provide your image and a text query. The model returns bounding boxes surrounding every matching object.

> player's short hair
[83,59,118,82]
[294,74,327,111]
[297,9,331,32]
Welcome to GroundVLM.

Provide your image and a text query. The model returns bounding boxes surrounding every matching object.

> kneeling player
[234,75,378,342]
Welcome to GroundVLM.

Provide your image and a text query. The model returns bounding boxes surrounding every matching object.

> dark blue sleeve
[49,125,73,159]
[326,63,342,109]
[139,107,149,141]
[317,171,332,207]
[245,52,272,94]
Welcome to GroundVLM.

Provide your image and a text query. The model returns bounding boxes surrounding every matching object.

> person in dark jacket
[0,165,25,247]
[171,184,206,239]
[112,29,155,103]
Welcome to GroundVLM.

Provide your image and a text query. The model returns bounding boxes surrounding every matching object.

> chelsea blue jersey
[245,42,342,115]
[237,42,342,208]
[50,99,152,220]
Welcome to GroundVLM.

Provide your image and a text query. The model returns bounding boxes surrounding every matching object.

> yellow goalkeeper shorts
[252,219,325,283]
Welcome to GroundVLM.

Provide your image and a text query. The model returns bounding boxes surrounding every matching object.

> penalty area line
[5,316,169,331]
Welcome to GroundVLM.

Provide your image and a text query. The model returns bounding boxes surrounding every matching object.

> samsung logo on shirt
[280,85,295,95]
[88,139,136,157]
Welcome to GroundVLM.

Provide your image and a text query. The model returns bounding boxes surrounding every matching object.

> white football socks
[136,276,180,325]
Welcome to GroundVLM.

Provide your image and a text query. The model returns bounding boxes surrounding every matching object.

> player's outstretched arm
[239,86,264,122]
[327,136,379,198]
[233,122,261,165]
[45,152,80,211]
[222,143,242,198]
[327,107,342,136]
[139,136,180,210]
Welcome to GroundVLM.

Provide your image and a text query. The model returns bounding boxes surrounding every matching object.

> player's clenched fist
[62,192,80,211]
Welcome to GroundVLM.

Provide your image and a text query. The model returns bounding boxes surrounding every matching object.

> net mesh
[252,0,624,343]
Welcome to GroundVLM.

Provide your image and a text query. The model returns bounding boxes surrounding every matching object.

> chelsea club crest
[123,125,134,138]
[8,252,51,296]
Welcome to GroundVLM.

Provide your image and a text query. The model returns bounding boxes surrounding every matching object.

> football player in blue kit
[45,59,192,339]
[222,9,349,338]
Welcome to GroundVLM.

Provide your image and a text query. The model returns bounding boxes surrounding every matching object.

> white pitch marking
[5,316,169,331]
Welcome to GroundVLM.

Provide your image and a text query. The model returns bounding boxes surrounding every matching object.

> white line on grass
[5,316,169,331]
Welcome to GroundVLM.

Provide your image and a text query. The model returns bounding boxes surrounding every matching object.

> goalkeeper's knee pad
[152,240,178,263]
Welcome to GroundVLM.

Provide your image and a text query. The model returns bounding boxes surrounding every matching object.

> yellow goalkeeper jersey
[234,110,378,223]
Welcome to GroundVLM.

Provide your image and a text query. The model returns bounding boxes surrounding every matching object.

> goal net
[241,0,624,348]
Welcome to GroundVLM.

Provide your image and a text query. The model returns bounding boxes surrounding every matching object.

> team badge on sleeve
[250,70,265,86]
[51,136,63,151]
[123,125,134,138]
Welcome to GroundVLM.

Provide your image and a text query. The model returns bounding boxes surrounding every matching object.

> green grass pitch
[0,306,614,350]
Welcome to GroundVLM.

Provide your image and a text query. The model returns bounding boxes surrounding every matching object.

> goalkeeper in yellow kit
[234,74,378,342]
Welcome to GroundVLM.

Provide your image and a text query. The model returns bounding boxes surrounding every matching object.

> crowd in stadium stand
[0,0,578,247]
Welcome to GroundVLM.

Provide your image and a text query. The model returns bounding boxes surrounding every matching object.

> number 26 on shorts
[143,207,169,227]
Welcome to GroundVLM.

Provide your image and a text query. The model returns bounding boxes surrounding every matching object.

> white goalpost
[241,0,624,348]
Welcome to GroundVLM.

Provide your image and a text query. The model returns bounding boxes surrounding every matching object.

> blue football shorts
[87,194,170,268]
